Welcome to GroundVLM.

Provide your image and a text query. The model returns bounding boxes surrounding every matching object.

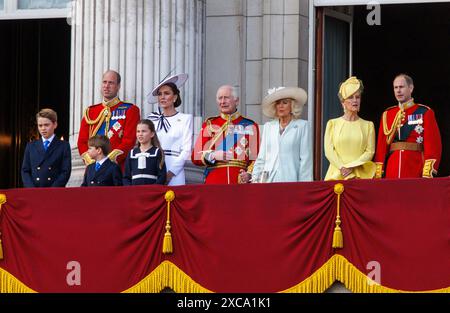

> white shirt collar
[97,157,109,166]
[42,134,56,143]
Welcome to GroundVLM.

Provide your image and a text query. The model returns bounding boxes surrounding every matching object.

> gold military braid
[83,98,120,137]
[84,106,111,137]
[382,109,405,145]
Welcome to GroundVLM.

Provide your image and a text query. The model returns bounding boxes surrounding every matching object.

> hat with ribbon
[147,73,188,105]
[262,87,307,119]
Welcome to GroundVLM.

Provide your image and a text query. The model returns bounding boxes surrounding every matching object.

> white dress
[252,119,313,183]
[147,112,193,186]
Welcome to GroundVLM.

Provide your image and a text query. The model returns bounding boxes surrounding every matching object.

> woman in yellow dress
[324,76,376,180]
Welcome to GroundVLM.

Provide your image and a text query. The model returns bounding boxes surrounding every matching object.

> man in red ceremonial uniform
[191,85,260,184]
[78,70,140,170]
[374,74,442,178]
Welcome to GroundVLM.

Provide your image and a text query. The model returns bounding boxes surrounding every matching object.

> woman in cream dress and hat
[240,86,313,183]
[147,73,193,185]
[324,76,376,180]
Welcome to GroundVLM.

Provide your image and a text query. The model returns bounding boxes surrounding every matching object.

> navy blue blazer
[21,137,72,188]
[81,158,123,187]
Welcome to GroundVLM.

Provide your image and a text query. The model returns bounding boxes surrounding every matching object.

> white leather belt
[132,174,157,180]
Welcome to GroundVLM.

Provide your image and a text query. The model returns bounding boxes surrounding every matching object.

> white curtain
[18,0,71,9]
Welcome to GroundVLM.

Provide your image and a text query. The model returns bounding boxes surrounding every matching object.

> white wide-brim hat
[262,87,308,119]
[147,73,189,104]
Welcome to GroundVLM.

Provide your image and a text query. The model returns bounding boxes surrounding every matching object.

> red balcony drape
[0,178,449,293]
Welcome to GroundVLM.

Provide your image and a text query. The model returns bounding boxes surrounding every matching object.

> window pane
[18,0,71,9]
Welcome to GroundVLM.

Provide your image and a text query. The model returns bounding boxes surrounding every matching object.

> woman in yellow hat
[324,77,376,180]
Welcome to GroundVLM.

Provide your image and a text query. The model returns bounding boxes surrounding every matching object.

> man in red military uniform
[78,70,140,170]
[192,85,260,184]
[374,74,442,178]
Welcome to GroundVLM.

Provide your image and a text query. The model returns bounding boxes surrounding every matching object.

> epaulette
[206,115,220,122]
[417,104,431,111]
[240,116,258,125]
[117,103,133,110]
[205,116,220,126]
[384,105,398,112]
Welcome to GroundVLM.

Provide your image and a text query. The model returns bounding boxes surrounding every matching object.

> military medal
[408,114,423,125]
[415,125,424,135]
[113,122,122,132]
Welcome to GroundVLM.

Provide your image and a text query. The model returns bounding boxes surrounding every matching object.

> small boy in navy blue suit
[21,108,72,188]
[81,135,123,187]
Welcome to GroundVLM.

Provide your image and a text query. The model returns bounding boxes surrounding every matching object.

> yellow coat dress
[324,117,376,180]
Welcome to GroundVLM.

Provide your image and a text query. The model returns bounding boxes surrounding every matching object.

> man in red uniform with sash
[192,85,260,184]
[374,74,442,178]
[78,70,140,170]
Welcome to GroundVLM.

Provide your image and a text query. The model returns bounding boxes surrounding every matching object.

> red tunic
[191,112,260,184]
[77,99,140,170]
[374,102,442,178]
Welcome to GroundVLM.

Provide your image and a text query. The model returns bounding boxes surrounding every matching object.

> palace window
[18,0,70,9]
[0,0,71,19]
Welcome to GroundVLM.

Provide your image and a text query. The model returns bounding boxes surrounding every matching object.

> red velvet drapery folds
[0,178,449,293]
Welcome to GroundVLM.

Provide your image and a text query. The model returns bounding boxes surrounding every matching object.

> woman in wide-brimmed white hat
[240,86,313,183]
[323,76,376,180]
[147,73,193,186]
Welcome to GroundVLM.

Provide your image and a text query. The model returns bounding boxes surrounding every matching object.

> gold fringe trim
[0,268,36,293]
[2,256,450,293]
[281,254,450,293]
[123,261,212,293]
[280,256,338,293]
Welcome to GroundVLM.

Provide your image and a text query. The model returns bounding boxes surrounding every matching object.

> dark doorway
[321,14,350,179]
[353,3,450,177]
[0,19,71,189]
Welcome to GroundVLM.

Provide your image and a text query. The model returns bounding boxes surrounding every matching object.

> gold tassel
[332,184,344,249]
[162,190,175,254]
[0,194,6,260]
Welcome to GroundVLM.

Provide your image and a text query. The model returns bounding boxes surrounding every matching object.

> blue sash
[395,105,428,142]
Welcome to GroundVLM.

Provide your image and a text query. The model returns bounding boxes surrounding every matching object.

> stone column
[204,0,309,125]
[67,0,204,186]
[260,0,310,122]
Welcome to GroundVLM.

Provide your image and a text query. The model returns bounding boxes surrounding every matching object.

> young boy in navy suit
[21,108,72,188]
[81,135,123,187]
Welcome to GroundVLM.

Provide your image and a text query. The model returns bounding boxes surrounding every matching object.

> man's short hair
[230,86,239,99]
[88,135,111,156]
[36,108,57,123]
[395,73,414,87]
[104,70,121,85]
[217,85,239,100]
